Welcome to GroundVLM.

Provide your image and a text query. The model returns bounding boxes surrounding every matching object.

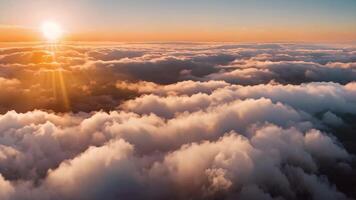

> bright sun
[41,21,63,41]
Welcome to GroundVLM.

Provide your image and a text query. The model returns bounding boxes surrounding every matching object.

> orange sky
[1,25,356,43]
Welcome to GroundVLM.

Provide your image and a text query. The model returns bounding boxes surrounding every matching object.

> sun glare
[41,21,63,42]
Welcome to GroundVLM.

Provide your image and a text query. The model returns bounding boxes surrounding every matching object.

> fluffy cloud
[0,122,350,199]
[0,43,355,199]
[0,95,354,199]
[207,60,356,85]
[0,174,14,200]
[120,81,356,120]
[1,43,356,112]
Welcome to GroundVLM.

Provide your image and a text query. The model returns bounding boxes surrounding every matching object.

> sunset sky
[1,0,356,42]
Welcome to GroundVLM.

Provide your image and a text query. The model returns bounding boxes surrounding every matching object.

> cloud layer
[1,43,356,113]
[0,43,356,200]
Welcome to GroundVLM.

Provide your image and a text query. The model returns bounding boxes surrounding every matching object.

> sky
[0,0,356,42]
[1,1,356,199]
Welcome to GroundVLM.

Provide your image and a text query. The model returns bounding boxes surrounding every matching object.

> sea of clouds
[0,42,355,200]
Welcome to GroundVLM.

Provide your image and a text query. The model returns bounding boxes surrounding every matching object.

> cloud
[87,48,144,61]
[116,80,229,96]
[322,112,344,127]
[44,139,140,200]
[0,42,355,199]
[1,43,356,113]
[0,122,350,200]
[120,81,356,121]
[0,174,14,200]
[207,60,356,85]
[0,95,353,199]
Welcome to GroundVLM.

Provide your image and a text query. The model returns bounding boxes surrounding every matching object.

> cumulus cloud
[1,43,356,112]
[0,42,356,199]
[0,174,14,200]
[207,60,356,85]
[120,81,356,120]
[0,119,351,200]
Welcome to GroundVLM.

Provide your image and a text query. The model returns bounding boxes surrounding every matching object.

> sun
[41,21,63,42]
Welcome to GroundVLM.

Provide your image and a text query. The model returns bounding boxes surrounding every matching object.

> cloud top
[0,43,355,199]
